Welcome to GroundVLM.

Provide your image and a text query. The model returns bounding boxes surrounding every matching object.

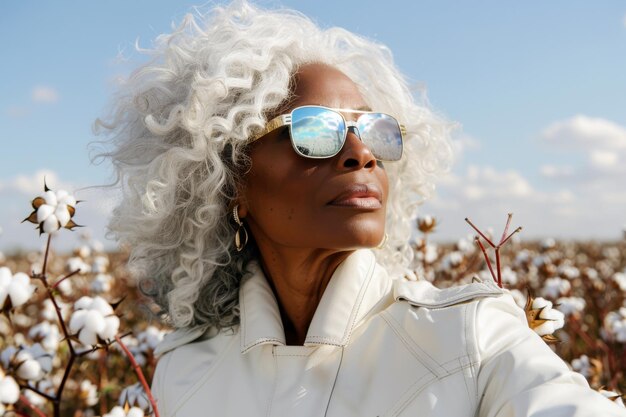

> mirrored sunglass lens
[290,107,345,157]
[357,113,403,161]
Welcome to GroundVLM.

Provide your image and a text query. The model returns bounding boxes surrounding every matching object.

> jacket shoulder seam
[380,310,447,378]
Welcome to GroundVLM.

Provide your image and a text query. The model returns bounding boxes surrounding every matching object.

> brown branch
[23,384,55,402]
[475,237,497,284]
[465,218,495,247]
[41,234,52,276]
[115,334,160,417]
[52,269,81,289]
[498,213,513,246]
[495,248,502,288]
[19,393,48,417]
[500,227,523,247]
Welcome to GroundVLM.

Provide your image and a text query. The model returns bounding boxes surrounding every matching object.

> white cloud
[541,115,626,150]
[450,133,481,160]
[540,164,574,179]
[0,170,71,195]
[590,149,619,169]
[32,86,59,103]
[422,115,626,242]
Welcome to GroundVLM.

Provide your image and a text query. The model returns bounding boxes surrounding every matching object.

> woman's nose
[335,126,377,170]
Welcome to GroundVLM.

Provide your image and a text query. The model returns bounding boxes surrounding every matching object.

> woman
[97,2,626,416]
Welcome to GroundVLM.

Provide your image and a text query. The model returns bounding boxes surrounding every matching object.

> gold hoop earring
[233,205,249,252]
[376,233,388,250]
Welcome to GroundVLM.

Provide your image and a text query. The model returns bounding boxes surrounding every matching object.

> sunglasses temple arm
[249,114,291,142]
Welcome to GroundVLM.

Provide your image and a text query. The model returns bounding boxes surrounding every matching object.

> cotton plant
[69,296,120,346]
[128,326,168,367]
[0,266,36,312]
[0,343,52,382]
[120,382,152,412]
[0,368,20,414]
[29,321,61,352]
[603,308,626,343]
[524,296,565,343]
[541,277,571,299]
[0,181,162,417]
[556,296,586,317]
[613,272,626,292]
[22,184,79,235]
[79,379,99,407]
[91,273,115,293]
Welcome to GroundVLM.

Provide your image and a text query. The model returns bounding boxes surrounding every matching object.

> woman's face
[239,63,389,251]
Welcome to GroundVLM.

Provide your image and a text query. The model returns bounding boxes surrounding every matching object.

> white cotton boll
[558,264,580,279]
[614,321,626,343]
[540,238,556,250]
[8,272,35,307]
[613,273,626,292]
[43,190,57,206]
[79,328,98,346]
[29,322,60,352]
[501,267,518,285]
[56,277,73,296]
[534,320,558,336]
[571,355,591,377]
[531,297,565,336]
[101,316,120,340]
[56,189,69,200]
[0,373,20,405]
[138,326,166,351]
[36,204,55,223]
[54,206,70,227]
[84,310,106,334]
[80,380,99,406]
[104,406,128,417]
[127,407,145,417]
[74,296,93,310]
[542,277,571,299]
[67,257,90,274]
[58,192,76,208]
[16,358,43,380]
[69,310,88,334]
[557,297,586,316]
[42,215,60,233]
[91,273,113,293]
[77,245,91,259]
[92,256,110,273]
[91,296,114,316]
[71,296,119,345]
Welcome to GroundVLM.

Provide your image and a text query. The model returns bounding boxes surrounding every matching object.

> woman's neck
[256,245,353,345]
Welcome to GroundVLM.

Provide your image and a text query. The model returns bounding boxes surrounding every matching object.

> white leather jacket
[152,249,626,416]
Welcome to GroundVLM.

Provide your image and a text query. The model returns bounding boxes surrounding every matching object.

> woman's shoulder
[381,276,523,368]
[151,325,236,414]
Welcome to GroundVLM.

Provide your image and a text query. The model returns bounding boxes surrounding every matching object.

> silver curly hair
[94,0,454,329]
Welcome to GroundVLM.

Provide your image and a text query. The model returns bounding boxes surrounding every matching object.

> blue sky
[1,1,626,251]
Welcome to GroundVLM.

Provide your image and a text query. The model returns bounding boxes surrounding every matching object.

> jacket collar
[239,249,392,354]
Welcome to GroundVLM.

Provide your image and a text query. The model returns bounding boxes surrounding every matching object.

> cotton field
[0,203,625,414]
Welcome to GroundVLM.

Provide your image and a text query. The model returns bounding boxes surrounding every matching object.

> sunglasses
[249,105,405,161]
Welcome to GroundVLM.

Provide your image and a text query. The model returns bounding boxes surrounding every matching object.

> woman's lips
[328,184,383,209]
